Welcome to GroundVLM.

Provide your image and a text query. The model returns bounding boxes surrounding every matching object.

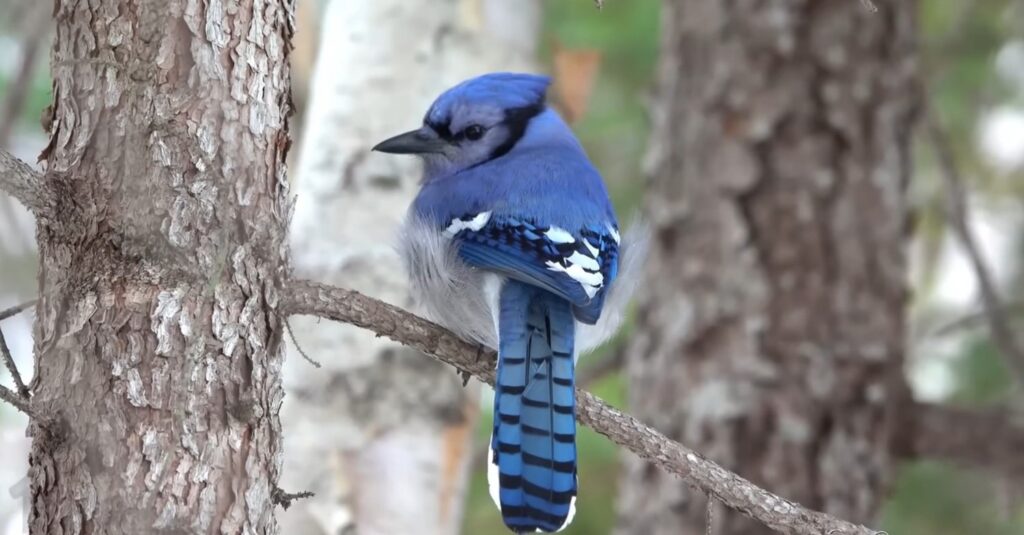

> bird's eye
[464,125,485,141]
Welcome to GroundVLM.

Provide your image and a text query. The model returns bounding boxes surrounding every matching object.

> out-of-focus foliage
[883,1,1024,530]
[0,72,49,131]
[544,0,659,221]
[883,461,1024,535]
[913,0,1021,296]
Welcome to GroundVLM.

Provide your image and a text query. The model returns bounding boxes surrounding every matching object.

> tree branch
[929,302,1024,338]
[281,280,883,535]
[901,402,1024,477]
[0,148,50,217]
[0,299,36,399]
[927,111,1024,387]
[272,487,316,510]
[0,300,35,418]
[485,326,1024,479]
[0,299,36,322]
[0,384,34,417]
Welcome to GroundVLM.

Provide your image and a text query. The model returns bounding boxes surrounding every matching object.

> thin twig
[0,328,28,399]
[929,302,1024,338]
[272,487,316,510]
[0,299,37,322]
[927,110,1024,387]
[706,495,715,535]
[282,280,882,535]
[284,317,321,368]
[0,299,34,399]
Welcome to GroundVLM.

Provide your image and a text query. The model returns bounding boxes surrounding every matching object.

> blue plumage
[380,73,630,533]
[494,281,577,532]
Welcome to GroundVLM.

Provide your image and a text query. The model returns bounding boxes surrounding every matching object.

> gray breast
[397,214,651,359]
[397,215,500,349]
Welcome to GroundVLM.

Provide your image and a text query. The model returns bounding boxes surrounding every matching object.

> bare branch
[929,302,1024,338]
[282,280,882,535]
[283,317,322,368]
[0,328,28,399]
[927,111,1024,386]
[272,487,316,510]
[0,384,34,417]
[900,402,1024,477]
[0,299,36,321]
[0,148,50,217]
[0,299,36,399]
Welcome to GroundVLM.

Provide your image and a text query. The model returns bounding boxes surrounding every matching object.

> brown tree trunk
[617,1,918,534]
[28,0,293,532]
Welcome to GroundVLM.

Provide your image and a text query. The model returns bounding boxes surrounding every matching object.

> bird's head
[373,72,550,178]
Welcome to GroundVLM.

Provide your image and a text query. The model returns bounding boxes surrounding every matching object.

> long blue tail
[490,280,577,533]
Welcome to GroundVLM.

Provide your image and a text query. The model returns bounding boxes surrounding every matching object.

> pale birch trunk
[281,1,539,534]
[28,0,294,532]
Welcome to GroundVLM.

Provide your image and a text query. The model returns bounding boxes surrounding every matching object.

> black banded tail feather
[491,280,578,533]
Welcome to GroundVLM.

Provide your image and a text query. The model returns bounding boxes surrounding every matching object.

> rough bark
[617,1,918,534]
[28,0,293,532]
[281,1,539,533]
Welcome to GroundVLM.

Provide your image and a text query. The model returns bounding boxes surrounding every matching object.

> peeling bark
[617,1,918,534]
[29,0,294,533]
[281,1,539,534]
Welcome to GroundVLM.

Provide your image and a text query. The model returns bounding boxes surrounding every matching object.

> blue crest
[425,72,551,126]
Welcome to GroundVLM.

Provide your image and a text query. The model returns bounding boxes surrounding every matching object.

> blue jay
[375,73,645,533]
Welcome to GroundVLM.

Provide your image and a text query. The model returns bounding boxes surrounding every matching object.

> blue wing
[444,212,619,324]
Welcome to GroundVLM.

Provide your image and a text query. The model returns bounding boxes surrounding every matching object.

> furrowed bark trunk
[28,0,294,532]
[280,1,539,534]
[616,1,918,534]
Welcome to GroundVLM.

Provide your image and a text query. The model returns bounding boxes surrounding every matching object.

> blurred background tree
[1,0,1023,534]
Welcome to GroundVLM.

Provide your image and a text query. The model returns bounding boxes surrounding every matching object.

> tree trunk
[617,1,918,534]
[28,0,293,532]
[281,1,539,534]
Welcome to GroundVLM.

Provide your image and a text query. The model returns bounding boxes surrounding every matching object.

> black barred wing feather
[444,212,619,325]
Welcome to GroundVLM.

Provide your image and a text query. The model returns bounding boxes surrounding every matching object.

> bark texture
[281,1,539,534]
[617,1,918,534]
[29,0,293,532]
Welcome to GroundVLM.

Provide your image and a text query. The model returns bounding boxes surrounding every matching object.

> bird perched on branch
[375,72,645,534]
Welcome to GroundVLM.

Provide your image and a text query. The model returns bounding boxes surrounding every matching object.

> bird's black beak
[372,127,447,155]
